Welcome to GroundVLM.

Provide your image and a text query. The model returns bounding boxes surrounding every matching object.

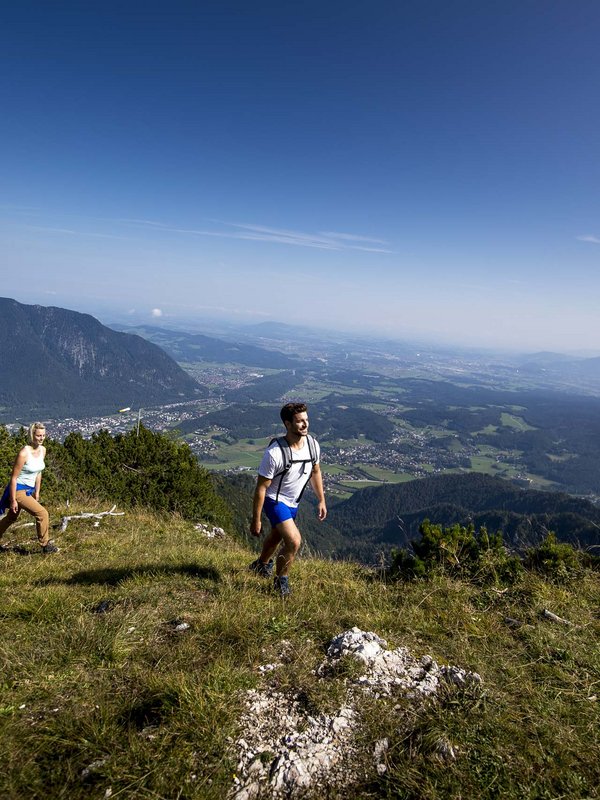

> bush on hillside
[390,519,523,585]
[0,425,230,526]
[0,425,17,487]
[524,533,583,581]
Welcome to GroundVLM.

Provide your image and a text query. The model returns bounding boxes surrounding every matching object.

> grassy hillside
[0,500,598,799]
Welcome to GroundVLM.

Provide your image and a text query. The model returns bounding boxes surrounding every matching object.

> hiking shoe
[273,575,291,597]
[41,542,60,554]
[249,558,273,578]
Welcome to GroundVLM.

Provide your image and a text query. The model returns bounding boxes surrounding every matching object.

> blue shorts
[263,496,298,527]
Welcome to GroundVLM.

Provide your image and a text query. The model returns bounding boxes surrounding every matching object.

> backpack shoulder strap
[306,434,318,466]
[269,436,292,472]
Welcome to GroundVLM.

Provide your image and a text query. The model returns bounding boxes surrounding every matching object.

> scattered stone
[373,738,388,775]
[433,736,458,762]
[194,523,225,539]
[92,600,112,615]
[257,640,295,673]
[81,758,108,781]
[325,627,481,700]
[164,618,191,632]
[441,665,482,689]
[327,627,388,663]
[139,725,159,740]
[231,690,358,800]
[258,663,281,673]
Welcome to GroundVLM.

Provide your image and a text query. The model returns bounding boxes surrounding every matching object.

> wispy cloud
[21,224,128,240]
[319,230,388,244]
[120,218,393,253]
[11,212,393,253]
[576,235,600,244]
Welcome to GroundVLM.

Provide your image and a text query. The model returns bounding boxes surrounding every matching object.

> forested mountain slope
[0,298,203,418]
[324,473,600,562]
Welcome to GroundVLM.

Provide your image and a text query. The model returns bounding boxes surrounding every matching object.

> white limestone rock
[230,628,482,799]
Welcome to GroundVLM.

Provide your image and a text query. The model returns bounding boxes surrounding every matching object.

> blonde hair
[28,422,46,445]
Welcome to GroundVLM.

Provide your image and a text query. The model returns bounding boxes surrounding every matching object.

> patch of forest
[323,473,600,563]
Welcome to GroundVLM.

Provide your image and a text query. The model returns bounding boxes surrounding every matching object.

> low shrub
[524,533,583,581]
[390,520,523,585]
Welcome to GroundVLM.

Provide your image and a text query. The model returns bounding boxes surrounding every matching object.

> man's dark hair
[280,402,308,424]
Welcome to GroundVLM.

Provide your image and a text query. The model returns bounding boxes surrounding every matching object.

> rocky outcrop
[230,628,481,799]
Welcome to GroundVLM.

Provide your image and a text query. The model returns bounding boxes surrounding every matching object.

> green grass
[0,501,598,798]
[475,424,499,435]
[202,440,264,470]
[499,413,537,432]
[470,455,501,474]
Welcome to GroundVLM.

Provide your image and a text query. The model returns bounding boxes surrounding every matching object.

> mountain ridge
[110,324,303,368]
[0,298,203,418]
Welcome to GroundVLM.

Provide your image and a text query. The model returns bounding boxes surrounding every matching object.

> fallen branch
[59,505,124,532]
[542,608,573,626]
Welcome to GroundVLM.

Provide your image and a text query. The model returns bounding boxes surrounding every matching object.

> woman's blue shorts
[263,496,298,527]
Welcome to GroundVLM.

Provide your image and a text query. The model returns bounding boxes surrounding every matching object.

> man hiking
[250,402,327,596]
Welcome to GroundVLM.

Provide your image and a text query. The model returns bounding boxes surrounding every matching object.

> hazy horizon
[5,292,600,360]
[3,2,600,353]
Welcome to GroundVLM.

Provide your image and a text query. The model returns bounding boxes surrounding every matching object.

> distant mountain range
[514,351,600,386]
[110,324,303,369]
[0,298,203,418]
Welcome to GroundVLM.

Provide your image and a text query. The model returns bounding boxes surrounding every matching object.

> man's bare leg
[272,518,301,577]
[259,526,283,564]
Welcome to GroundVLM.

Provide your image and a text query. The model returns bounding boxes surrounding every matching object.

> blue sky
[2,0,599,352]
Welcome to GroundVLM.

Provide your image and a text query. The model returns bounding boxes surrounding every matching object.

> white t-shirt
[259,437,320,508]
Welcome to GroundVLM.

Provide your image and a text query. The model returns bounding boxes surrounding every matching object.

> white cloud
[118,218,393,253]
[576,235,600,244]
[151,308,163,317]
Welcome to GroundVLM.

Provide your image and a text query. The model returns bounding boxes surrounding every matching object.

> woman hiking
[0,422,59,553]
